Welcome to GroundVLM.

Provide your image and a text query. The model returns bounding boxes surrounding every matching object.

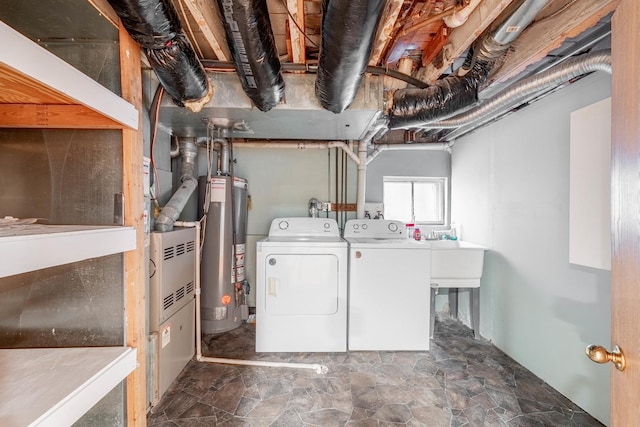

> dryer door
[264,253,339,315]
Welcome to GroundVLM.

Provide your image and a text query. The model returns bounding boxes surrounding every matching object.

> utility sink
[427,240,487,288]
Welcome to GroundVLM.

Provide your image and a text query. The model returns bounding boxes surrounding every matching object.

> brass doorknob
[586,344,626,371]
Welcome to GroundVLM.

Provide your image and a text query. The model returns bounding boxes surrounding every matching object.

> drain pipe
[426,50,612,131]
[356,141,368,219]
[233,140,360,165]
[367,142,452,165]
[155,138,199,232]
[175,219,328,374]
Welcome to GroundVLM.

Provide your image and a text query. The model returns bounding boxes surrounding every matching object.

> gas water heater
[199,175,249,333]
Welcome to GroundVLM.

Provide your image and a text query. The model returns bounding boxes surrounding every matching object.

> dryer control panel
[268,217,340,237]
[343,219,405,239]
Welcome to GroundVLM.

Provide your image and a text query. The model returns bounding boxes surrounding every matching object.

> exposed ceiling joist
[178,0,230,61]
[286,0,306,64]
[414,0,516,83]
[369,0,404,66]
[490,0,619,84]
[87,0,119,28]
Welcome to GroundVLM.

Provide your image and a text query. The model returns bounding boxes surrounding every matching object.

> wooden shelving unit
[0,12,145,425]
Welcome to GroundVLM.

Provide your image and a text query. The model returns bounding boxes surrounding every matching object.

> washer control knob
[362,224,368,230]
[324,222,331,229]
[353,224,359,230]
[278,220,289,230]
[388,222,398,232]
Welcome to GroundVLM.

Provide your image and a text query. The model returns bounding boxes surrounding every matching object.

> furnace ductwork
[389,60,491,129]
[107,0,212,112]
[429,50,611,133]
[388,0,551,130]
[315,0,385,114]
[155,138,199,232]
[217,0,285,112]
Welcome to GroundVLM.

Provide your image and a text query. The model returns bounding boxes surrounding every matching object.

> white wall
[451,72,612,424]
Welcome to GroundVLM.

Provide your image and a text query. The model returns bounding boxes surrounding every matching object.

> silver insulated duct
[155,138,198,232]
[388,0,551,129]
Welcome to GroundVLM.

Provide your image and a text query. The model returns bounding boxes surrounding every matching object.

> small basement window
[383,177,448,225]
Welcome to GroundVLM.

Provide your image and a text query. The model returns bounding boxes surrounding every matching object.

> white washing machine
[256,217,348,352]
[344,219,431,351]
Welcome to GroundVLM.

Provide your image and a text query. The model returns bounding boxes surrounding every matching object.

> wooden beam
[286,0,306,64]
[87,0,120,28]
[179,0,231,61]
[369,0,404,65]
[422,25,449,66]
[491,0,619,84]
[414,0,516,83]
[118,24,147,427]
[0,104,125,129]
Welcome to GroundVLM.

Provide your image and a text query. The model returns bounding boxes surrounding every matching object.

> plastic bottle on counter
[406,223,414,239]
[414,227,421,241]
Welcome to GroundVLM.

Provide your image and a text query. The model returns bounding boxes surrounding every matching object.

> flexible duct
[388,0,551,129]
[155,138,199,232]
[315,0,385,113]
[107,0,212,111]
[217,0,285,112]
[427,50,612,130]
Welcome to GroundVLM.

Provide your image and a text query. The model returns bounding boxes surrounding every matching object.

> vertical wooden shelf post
[118,24,147,426]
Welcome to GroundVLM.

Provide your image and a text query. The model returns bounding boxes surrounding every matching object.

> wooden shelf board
[0,347,137,426]
[0,225,136,278]
[0,20,138,130]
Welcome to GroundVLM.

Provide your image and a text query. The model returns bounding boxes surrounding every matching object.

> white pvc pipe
[234,140,360,165]
[356,141,368,219]
[173,220,329,374]
[366,142,451,165]
[443,0,481,28]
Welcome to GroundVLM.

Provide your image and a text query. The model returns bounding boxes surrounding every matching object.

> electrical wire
[149,85,165,202]
[278,0,319,48]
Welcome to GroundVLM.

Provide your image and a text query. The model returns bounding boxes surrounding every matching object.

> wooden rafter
[490,0,619,84]
[178,0,231,61]
[87,0,120,28]
[369,0,405,65]
[414,0,516,83]
[286,0,306,64]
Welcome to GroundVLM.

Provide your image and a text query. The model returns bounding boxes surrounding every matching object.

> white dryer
[344,219,431,351]
[256,217,348,352]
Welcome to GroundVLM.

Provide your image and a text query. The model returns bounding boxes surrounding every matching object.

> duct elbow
[154,178,198,232]
[443,0,481,28]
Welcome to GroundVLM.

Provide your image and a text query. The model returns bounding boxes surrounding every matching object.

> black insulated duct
[217,0,285,112]
[107,0,212,112]
[315,0,385,114]
[388,0,551,130]
[389,59,491,129]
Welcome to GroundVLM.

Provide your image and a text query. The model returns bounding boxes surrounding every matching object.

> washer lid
[343,219,405,239]
[268,217,340,237]
[258,236,347,249]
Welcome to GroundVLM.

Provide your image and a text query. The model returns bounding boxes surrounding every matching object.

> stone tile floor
[147,316,604,426]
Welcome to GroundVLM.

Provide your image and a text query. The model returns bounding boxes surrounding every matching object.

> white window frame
[383,176,448,225]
